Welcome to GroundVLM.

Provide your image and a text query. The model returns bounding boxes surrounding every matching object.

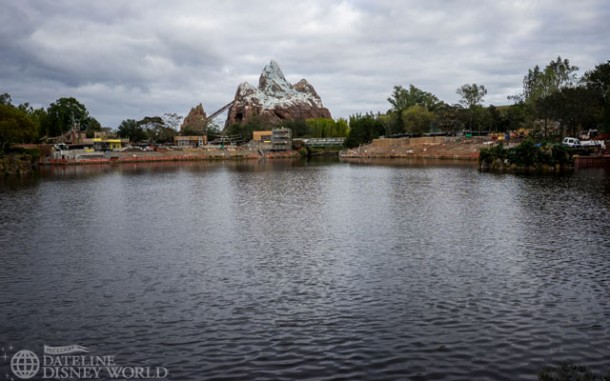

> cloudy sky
[1,0,609,128]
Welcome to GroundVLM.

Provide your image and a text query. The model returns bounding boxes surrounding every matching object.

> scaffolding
[271,128,292,151]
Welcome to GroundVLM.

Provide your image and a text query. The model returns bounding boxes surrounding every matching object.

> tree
[457,83,487,130]
[117,119,147,143]
[434,103,463,134]
[149,125,176,144]
[582,61,610,132]
[85,117,102,138]
[43,97,91,138]
[344,113,385,148]
[0,93,13,106]
[387,84,442,134]
[457,83,487,109]
[522,57,579,136]
[225,115,265,144]
[138,116,163,129]
[335,118,349,138]
[283,119,308,138]
[0,104,36,152]
[162,113,183,131]
[402,105,434,134]
[181,125,202,136]
[546,86,600,137]
[488,105,502,132]
[304,118,348,138]
[523,57,578,104]
[388,84,441,112]
[0,93,47,143]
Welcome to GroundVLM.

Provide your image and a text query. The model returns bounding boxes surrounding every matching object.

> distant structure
[226,60,331,127]
[180,104,207,133]
[271,128,292,151]
[181,101,234,133]
[174,135,207,148]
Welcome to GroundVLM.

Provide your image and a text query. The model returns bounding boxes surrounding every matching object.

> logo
[10,350,40,380]
[4,345,168,380]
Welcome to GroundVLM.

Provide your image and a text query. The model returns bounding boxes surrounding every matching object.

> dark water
[1,160,609,380]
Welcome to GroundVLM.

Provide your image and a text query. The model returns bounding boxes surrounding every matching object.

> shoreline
[40,148,301,166]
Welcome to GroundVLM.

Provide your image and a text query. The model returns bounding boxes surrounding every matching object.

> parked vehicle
[562,137,581,148]
[563,137,606,152]
[581,140,606,150]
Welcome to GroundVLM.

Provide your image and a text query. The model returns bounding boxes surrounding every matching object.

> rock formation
[180,103,207,133]
[226,60,331,126]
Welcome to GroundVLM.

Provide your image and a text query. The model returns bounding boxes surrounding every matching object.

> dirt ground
[340,136,489,160]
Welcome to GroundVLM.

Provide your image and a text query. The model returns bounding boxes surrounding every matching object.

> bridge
[302,138,346,148]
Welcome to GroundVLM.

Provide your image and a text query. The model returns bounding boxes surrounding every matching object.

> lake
[1,159,609,380]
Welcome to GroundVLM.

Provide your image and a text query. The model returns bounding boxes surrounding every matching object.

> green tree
[181,125,201,136]
[0,104,36,152]
[225,115,266,144]
[137,116,163,132]
[522,57,579,136]
[497,103,528,133]
[434,103,463,134]
[0,93,47,141]
[117,119,147,142]
[582,61,610,132]
[344,113,385,148]
[0,93,13,106]
[305,118,348,138]
[457,83,487,109]
[456,83,487,130]
[149,126,177,144]
[387,84,441,134]
[334,118,349,137]
[547,86,600,137]
[43,97,91,138]
[283,119,308,138]
[488,105,502,132]
[388,84,441,112]
[85,117,102,138]
[402,105,434,134]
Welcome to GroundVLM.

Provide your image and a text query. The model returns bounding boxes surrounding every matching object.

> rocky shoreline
[0,153,38,176]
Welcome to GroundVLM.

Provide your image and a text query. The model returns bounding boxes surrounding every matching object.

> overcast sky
[1,0,609,128]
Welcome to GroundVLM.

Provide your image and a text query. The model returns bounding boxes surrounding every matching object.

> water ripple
[1,162,609,380]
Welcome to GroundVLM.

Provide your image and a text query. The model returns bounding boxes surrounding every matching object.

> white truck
[562,137,581,147]
[562,137,606,150]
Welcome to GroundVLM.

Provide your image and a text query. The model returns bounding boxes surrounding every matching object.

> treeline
[115,113,190,144]
[0,92,200,152]
[344,57,610,148]
[3,56,609,153]
[0,95,101,153]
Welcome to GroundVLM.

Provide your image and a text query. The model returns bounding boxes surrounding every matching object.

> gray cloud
[1,0,608,128]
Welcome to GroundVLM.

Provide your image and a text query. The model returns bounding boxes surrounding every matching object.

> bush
[479,140,573,171]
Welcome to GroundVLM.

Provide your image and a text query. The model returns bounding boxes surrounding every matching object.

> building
[252,131,273,143]
[271,128,292,151]
[92,138,129,151]
[174,135,207,148]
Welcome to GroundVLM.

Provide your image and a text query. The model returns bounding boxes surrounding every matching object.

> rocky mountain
[225,60,331,126]
[180,103,206,133]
